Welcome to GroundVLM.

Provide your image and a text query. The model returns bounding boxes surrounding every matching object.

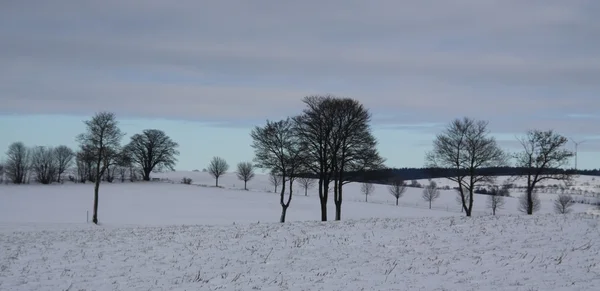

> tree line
[250,96,576,222]
[1,96,577,224]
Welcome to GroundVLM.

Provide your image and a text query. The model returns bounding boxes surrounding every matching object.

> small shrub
[181,177,192,184]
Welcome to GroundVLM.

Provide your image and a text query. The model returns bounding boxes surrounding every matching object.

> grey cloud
[1,0,599,138]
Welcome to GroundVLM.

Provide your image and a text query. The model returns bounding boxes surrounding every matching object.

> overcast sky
[1,0,599,170]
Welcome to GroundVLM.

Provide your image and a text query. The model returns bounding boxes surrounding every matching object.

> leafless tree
[297,177,316,196]
[54,145,74,183]
[514,130,574,215]
[294,95,383,221]
[5,141,30,184]
[125,129,179,181]
[269,171,282,193]
[422,180,440,209]
[361,182,375,202]
[30,146,58,184]
[487,187,506,215]
[426,117,507,216]
[251,118,304,222]
[207,156,229,187]
[387,177,407,206]
[76,112,124,224]
[518,192,541,214]
[236,162,255,190]
[554,194,574,214]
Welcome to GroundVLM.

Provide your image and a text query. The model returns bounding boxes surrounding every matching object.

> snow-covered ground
[0,171,599,290]
[1,214,599,290]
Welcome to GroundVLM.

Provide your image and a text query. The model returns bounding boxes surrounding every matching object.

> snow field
[1,214,599,290]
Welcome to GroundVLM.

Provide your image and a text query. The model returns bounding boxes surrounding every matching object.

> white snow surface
[1,171,600,290]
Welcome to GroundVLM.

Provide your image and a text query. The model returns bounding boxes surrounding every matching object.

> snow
[1,171,599,290]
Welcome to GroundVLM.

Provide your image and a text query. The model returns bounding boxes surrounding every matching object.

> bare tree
[518,192,541,214]
[361,182,375,202]
[487,187,506,215]
[269,171,281,193]
[5,141,30,184]
[422,180,440,209]
[30,146,58,184]
[294,95,383,221]
[54,145,74,183]
[426,117,507,216]
[76,112,124,224]
[236,162,255,190]
[554,194,574,214]
[251,118,304,222]
[297,177,316,196]
[387,177,407,206]
[514,130,574,215]
[207,156,229,187]
[125,129,179,181]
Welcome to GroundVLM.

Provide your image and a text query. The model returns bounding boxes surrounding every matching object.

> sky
[1,0,599,171]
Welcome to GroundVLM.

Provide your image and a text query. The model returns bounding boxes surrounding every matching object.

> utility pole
[570,139,586,170]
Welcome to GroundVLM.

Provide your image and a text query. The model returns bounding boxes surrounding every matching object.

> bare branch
[236,162,255,190]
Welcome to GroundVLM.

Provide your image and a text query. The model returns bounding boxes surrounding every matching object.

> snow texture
[1,172,599,290]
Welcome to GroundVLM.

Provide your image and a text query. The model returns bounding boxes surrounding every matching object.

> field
[1,172,600,290]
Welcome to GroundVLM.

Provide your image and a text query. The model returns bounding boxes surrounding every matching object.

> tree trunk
[429,200,432,209]
[527,188,534,215]
[335,179,343,221]
[492,207,496,215]
[143,170,151,181]
[244,180,247,190]
[320,197,327,221]
[365,194,368,202]
[304,188,307,196]
[280,205,288,223]
[396,198,398,206]
[215,177,219,187]
[93,179,100,224]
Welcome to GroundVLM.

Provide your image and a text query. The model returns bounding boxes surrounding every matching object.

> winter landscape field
[1,171,600,290]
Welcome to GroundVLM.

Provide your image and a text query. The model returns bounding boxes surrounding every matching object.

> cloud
[1,0,599,137]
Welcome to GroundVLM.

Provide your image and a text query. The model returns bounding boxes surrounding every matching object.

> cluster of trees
[2,142,75,185]
[2,112,180,225]
[251,95,384,222]
[427,117,575,217]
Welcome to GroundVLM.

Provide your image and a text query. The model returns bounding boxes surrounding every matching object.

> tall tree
[251,118,304,223]
[54,145,74,183]
[426,117,506,216]
[236,162,255,190]
[293,96,336,221]
[514,130,574,215]
[294,95,383,221]
[207,156,229,187]
[126,129,179,181]
[76,112,124,224]
[328,97,384,220]
[5,141,30,184]
[30,146,58,184]
[387,177,407,206]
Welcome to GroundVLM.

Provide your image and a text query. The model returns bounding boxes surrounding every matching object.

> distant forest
[338,167,600,184]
